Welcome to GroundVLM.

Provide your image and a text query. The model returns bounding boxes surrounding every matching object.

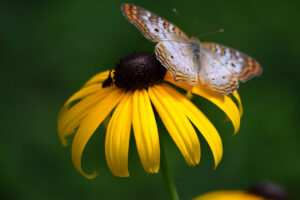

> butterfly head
[190,36,199,41]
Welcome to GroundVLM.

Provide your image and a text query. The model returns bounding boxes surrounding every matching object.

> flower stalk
[160,144,180,200]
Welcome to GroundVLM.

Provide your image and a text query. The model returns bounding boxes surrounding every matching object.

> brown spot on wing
[122,4,157,41]
[203,76,239,95]
[163,20,169,29]
[172,26,182,35]
[220,47,225,56]
[238,57,262,82]
[210,43,217,52]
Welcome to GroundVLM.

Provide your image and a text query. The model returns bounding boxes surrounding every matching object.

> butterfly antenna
[197,28,224,38]
[172,8,194,36]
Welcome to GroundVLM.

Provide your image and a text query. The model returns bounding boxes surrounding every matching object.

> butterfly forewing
[121,3,189,42]
[202,42,262,82]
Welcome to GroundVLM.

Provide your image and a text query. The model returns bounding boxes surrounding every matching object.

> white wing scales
[199,49,239,94]
[155,41,198,85]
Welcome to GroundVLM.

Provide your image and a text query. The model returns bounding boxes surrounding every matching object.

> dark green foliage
[1,0,299,199]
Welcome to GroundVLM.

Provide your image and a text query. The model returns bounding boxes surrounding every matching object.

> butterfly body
[190,38,202,60]
[122,3,262,94]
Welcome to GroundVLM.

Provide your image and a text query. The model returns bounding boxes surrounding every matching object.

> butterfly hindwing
[202,42,262,82]
[122,3,189,42]
[155,41,198,85]
[199,48,239,95]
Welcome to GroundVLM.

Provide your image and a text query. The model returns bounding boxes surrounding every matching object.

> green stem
[160,144,180,200]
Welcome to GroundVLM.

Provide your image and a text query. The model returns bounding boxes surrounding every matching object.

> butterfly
[121,3,262,95]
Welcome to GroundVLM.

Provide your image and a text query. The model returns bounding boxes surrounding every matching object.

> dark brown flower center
[103,52,167,91]
[248,181,287,200]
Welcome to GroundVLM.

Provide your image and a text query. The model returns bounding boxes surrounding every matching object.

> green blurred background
[1,0,300,199]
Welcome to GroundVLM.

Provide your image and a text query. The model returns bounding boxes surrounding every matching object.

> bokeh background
[1,0,299,199]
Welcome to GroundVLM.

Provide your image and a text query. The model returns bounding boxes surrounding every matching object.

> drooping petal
[71,87,124,179]
[105,92,132,177]
[132,89,160,173]
[148,85,200,166]
[194,190,264,200]
[58,72,108,122]
[162,84,223,168]
[164,73,240,134]
[232,91,243,117]
[63,84,102,109]
[58,87,113,146]
[192,87,240,135]
[83,70,111,87]
[58,84,102,120]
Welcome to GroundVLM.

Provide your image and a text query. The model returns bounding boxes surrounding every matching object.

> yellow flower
[194,190,265,200]
[194,182,287,200]
[57,52,242,178]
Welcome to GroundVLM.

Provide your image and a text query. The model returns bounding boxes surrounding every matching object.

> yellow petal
[57,87,114,146]
[165,73,240,134]
[63,84,102,109]
[83,70,111,87]
[132,89,160,173]
[71,87,124,179]
[105,92,132,177]
[162,84,223,168]
[58,71,110,120]
[58,84,102,120]
[194,190,264,200]
[232,91,243,117]
[148,85,200,166]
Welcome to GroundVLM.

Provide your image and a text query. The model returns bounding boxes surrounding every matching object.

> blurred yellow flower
[194,190,265,200]
[57,52,242,178]
[194,182,287,200]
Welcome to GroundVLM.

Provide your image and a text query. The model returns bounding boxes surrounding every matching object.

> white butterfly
[122,3,262,94]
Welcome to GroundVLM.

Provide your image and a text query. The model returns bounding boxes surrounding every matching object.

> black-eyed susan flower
[194,190,265,200]
[57,52,243,178]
